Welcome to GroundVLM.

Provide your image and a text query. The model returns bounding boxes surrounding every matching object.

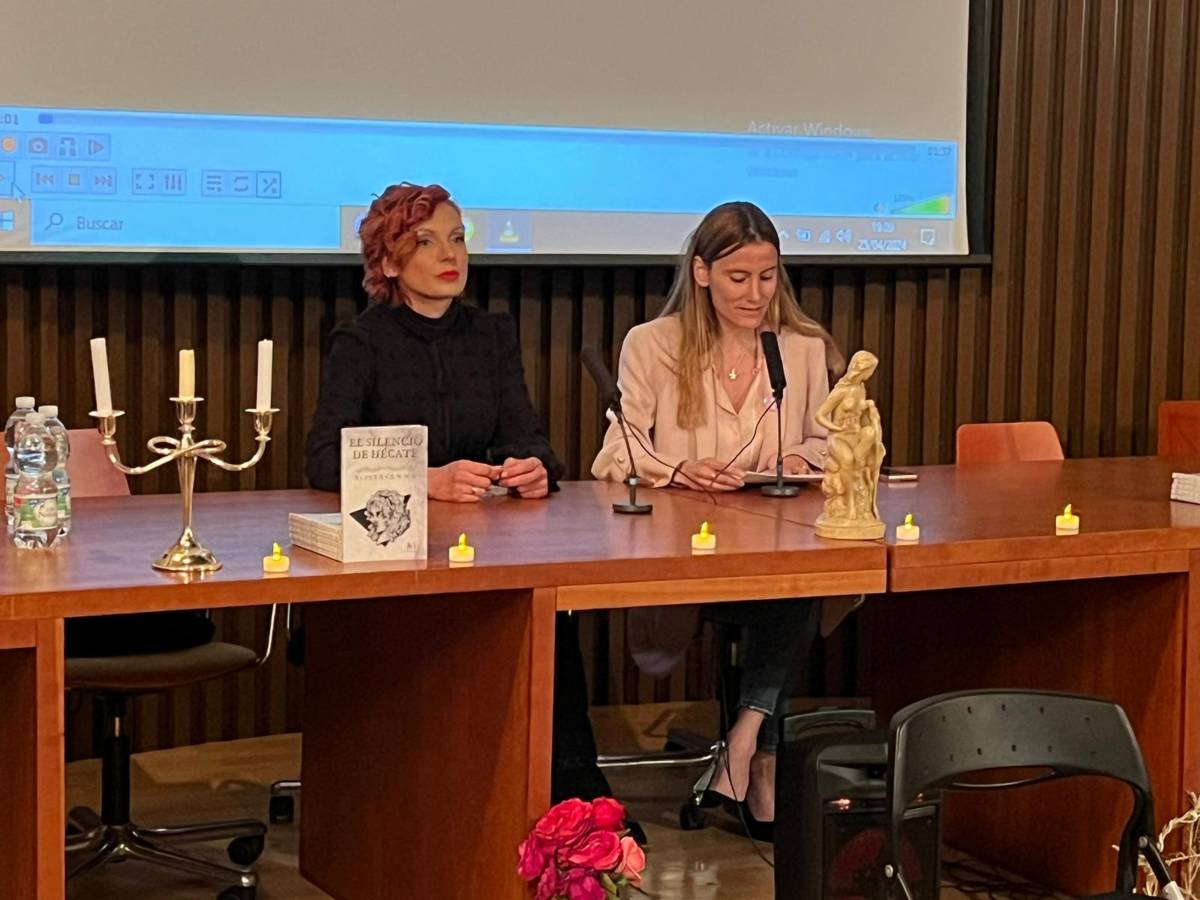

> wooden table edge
[1,547,886,621]
[557,569,886,611]
[888,548,1193,592]
[0,620,37,649]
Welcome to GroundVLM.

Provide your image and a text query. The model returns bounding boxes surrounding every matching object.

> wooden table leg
[0,619,65,900]
[1182,551,1200,796]
[864,573,1193,896]
[300,587,556,900]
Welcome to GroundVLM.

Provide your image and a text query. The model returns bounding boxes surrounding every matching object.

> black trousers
[64,611,215,658]
[552,612,612,804]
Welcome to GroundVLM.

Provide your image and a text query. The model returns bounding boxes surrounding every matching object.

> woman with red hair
[305,183,623,820]
[306,183,556,498]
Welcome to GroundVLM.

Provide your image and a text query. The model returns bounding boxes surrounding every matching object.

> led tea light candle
[262,542,290,573]
[895,513,920,543]
[449,532,475,565]
[1055,504,1079,535]
[691,521,716,553]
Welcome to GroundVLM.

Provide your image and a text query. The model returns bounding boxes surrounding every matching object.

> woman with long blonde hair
[593,201,843,836]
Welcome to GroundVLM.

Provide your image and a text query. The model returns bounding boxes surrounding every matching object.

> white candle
[90,337,113,415]
[255,339,273,411]
[178,349,195,400]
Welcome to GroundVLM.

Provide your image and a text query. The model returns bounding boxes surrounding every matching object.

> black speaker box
[775,709,941,900]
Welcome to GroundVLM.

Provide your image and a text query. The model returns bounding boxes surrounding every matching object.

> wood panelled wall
[3,0,1200,757]
[990,0,1200,457]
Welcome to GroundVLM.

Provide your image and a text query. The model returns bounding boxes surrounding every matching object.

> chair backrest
[886,690,1153,895]
[1158,401,1200,457]
[4,429,130,498]
[66,429,131,498]
[955,421,1064,464]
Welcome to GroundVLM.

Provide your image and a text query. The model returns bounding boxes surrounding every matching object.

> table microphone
[581,347,652,514]
[760,332,799,497]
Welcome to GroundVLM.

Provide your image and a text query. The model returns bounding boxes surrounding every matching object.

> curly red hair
[359,183,460,305]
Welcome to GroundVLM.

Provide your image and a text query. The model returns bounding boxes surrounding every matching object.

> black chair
[268,607,302,825]
[885,690,1176,900]
[65,607,282,900]
[59,431,274,900]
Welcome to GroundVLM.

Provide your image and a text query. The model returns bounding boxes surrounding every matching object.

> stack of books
[289,512,343,561]
[1171,472,1200,505]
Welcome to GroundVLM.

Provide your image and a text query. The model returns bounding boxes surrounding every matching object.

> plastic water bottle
[12,411,62,550]
[38,405,71,537]
[4,395,36,531]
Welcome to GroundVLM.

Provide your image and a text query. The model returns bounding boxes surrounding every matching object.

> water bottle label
[4,475,13,511]
[57,487,72,519]
[15,493,58,529]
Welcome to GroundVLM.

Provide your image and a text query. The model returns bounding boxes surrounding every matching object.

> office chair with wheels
[884,690,1177,900]
[60,429,279,900]
[268,605,302,824]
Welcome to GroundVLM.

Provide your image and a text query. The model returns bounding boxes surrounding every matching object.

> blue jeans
[706,598,821,753]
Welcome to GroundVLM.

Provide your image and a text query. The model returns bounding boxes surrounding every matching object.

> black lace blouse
[305,299,563,491]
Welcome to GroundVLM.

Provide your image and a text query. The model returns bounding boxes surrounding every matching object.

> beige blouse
[591,316,857,663]
[591,315,831,485]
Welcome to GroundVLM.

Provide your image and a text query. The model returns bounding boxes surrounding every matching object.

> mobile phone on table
[879,467,918,482]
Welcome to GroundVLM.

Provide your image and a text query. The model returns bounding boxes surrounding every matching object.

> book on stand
[289,425,428,562]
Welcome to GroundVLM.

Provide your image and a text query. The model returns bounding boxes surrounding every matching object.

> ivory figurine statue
[814,350,887,540]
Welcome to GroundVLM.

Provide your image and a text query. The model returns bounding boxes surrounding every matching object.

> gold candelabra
[90,398,276,573]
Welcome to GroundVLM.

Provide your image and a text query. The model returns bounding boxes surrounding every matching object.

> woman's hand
[498,456,549,499]
[428,460,501,502]
[674,458,745,492]
[762,453,811,475]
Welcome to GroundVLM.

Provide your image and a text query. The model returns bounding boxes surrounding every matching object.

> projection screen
[0,0,971,257]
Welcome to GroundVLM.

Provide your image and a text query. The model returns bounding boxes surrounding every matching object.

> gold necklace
[721,338,758,381]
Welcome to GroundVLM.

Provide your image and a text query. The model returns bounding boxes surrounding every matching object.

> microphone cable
[615,397,782,501]
[618,418,721,502]
[709,398,777,489]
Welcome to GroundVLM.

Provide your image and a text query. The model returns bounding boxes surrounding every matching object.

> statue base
[814,516,886,541]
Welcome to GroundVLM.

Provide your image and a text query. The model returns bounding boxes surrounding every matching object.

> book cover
[339,425,428,562]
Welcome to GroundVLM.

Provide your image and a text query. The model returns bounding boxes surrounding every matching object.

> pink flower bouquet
[518,798,646,899]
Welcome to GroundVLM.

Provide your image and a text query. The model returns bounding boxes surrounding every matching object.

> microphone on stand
[581,347,652,515]
[760,331,799,498]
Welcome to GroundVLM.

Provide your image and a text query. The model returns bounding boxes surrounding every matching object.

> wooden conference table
[0,458,1197,897]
